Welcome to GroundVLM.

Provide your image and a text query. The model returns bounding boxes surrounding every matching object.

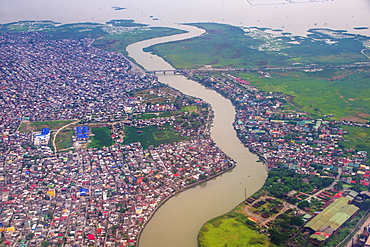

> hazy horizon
[1,0,369,36]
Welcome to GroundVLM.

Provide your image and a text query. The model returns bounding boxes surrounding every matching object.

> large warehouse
[305,197,359,245]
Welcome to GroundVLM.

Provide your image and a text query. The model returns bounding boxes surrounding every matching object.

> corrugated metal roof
[305,197,359,232]
[342,204,359,215]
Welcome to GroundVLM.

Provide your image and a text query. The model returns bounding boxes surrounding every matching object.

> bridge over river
[147,69,185,74]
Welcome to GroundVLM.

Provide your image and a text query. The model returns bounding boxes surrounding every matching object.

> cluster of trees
[174,111,206,130]
[268,213,304,245]
[264,168,334,199]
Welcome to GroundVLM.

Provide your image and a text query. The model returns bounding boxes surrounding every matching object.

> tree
[298,200,310,209]
[290,216,304,226]
[334,181,343,190]
[288,197,298,204]
[268,228,288,245]
[361,199,370,211]
[41,241,50,247]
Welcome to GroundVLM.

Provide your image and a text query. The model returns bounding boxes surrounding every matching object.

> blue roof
[41,128,50,135]
[77,134,88,139]
[76,126,83,134]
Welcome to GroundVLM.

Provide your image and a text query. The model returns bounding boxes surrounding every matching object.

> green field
[340,125,370,154]
[234,69,370,121]
[91,27,185,56]
[45,23,107,40]
[105,19,148,27]
[88,127,113,149]
[145,23,370,69]
[55,128,74,151]
[180,106,198,112]
[134,111,176,120]
[19,120,75,133]
[198,208,276,247]
[199,218,272,247]
[123,125,187,149]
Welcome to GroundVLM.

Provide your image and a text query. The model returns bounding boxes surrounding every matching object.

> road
[343,210,370,247]
[52,120,79,154]
[304,167,342,202]
[361,49,370,60]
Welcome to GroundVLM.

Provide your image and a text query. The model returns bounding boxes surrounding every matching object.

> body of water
[127,24,267,247]
[1,0,369,246]
[1,0,369,36]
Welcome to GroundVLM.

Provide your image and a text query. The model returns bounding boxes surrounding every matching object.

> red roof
[333,192,343,198]
[314,232,330,238]
[235,77,251,85]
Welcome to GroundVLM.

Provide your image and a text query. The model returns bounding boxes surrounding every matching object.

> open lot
[88,127,113,149]
[123,125,187,149]
[198,205,277,247]
[19,120,76,133]
[55,128,74,151]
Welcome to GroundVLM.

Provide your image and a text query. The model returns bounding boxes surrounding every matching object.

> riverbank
[128,26,267,246]
[136,162,236,245]
[191,70,369,245]
[128,22,368,247]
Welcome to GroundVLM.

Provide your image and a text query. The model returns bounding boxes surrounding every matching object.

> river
[2,0,369,246]
[127,25,267,247]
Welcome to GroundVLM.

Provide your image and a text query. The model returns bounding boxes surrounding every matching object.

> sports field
[123,125,187,149]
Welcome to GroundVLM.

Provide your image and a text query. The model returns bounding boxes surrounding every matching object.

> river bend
[127,24,267,247]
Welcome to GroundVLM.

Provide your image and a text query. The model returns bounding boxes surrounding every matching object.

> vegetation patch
[55,128,74,151]
[198,212,276,247]
[263,168,333,199]
[105,19,147,27]
[145,23,370,69]
[340,125,370,154]
[123,125,187,149]
[92,27,185,56]
[0,21,186,57]
[134,111,176,120]
[19,120,75,133]
[180,105,198,112]
[152,131,170,141]
[88,127,113,149]
[45,23,106,40]
[234,69,370,121]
